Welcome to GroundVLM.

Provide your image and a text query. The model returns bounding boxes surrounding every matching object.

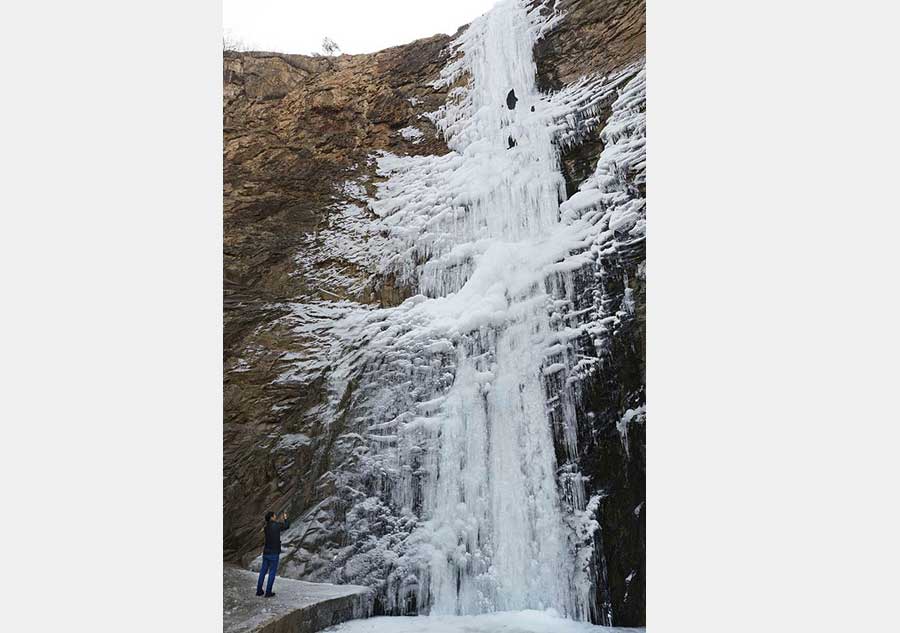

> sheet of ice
[322,610,643,633]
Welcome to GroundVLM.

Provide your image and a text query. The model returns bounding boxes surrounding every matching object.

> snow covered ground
[223,567,371,633]
[322,610,643,633]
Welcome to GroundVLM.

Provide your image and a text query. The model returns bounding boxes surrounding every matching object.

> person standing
[256,510,289,597]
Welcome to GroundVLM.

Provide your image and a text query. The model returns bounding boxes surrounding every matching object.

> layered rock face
[224,33,455,561]
[224,0,644,626]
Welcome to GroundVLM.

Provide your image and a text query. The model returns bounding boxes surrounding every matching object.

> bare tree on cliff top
[223,30,247,53]
[321,37,341,56]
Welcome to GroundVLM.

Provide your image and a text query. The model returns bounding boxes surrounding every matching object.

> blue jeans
[256,553,279,594]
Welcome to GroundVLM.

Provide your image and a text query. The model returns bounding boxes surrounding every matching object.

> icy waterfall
[280,0,646,624]
[371,0,579,616]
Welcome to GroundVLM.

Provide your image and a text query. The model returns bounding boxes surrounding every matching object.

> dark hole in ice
[508,136,517,149]
[506,89,518,110]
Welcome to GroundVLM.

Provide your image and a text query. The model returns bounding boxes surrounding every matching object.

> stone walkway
[224,566,373,633]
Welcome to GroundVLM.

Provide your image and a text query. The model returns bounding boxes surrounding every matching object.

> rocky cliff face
[224,33,455,560]
[536,1,645,625]
[224,0,644,626]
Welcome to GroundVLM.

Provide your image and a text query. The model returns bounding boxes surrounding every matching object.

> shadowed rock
[506,88,518,109]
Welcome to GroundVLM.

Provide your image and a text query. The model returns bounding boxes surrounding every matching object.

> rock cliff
[224,33,454,560]
[224,0,644,625]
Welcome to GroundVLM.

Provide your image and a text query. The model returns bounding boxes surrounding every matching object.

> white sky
[224,0,500,55]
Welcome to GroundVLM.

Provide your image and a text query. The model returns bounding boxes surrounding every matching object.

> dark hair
[265,511,275,523]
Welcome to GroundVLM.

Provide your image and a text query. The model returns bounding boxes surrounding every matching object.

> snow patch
[277,433,312,450]
[399,126,425,144]
[323,610,641,632]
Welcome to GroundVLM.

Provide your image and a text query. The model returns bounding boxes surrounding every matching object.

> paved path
[224,566,373,633]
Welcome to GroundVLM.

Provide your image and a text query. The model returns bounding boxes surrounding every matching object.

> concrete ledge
[224,566,373,633]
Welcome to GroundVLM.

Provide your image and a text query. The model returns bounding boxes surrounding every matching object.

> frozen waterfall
[280,0,646,624]
[368,0,580,617]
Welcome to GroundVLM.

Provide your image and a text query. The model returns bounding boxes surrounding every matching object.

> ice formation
[275,0,646,624]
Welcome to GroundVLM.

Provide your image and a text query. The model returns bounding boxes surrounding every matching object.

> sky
[223,0,500,55]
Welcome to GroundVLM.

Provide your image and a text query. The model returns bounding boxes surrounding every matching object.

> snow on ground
[223,567,371,633]
[323,611,642,633]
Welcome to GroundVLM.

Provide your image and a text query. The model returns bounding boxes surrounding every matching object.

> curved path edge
[224,566,373,633]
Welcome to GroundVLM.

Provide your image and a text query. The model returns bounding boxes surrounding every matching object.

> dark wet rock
[576,241,646,626]
[506,88,518,109]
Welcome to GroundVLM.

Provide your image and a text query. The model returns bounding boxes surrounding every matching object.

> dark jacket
[263,519,289,555]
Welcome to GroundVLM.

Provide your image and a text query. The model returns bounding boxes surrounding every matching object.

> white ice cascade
[369,0,577,617]
[292,0,646,623]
